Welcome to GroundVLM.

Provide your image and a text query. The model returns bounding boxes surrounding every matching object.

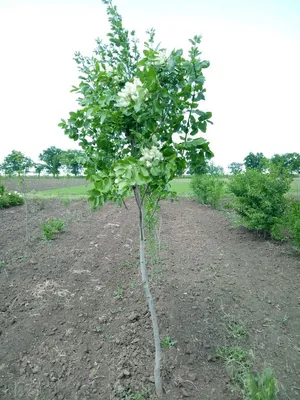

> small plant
[161,336,177,349]
[217,347,278,399]
[41,218,65,240]
[191,174,225,209]
[115,387,150,399]
[246,368,278,400]
[225,315,248,339]
[0,260,6,267]
[114,285,125,300]
[61,197,71,207]
[130,280,137,288]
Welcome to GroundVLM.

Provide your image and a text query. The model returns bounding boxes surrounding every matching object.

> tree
[187,148,209,175]
[59,1,213,397]
[61,149,84,176]
[207,162,224,175]
[39,146,62,177]
[228,162,243,175]
[244,152,268,172]
[34,163,46,177]
[1,150,33,176]
[271,153,300,174]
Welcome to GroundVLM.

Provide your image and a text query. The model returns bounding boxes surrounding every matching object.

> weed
[216,347,278,399]
[41,218,65,240]
[225,315,248,339]
[61,197,71,207]
[161,335,177,349]
[246,368,278,400]
[279,314,289,326]
[115,387,150,399]
[130,280,137,288]
[114,285,124,300]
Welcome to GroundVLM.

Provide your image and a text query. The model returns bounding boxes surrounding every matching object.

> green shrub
[275,199,300,249]
[229,168,292,236]
[0,191,24,209]
[0,184,4,195]
[41,218,65,240]
[191,174,225,209]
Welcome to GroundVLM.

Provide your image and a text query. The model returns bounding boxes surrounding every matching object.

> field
[1,178,300,399]
[2,176,299,199]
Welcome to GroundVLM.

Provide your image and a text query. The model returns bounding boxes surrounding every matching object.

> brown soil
[2,177,88,192]
[0,198,299,400]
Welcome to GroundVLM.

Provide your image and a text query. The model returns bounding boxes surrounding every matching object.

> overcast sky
[0,0,299,168]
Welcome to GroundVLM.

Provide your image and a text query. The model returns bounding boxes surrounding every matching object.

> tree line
[1,148,299,177]
[0,147,85,177]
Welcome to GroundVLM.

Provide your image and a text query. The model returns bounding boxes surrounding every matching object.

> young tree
[61,149,84,176]
[39,146,62,177]
[1,150,33,176]
[244,152,268,172]
[59,1,213,396]
[228,162,243,175]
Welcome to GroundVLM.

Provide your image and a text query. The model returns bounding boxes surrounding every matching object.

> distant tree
[1,150,33,176]
[61,150,84,176]
[271,153,300,174]
[39,146,62,177]
[207,162,224,175]
[34,163,46,177]
[228,162,243,175]
[244,152,268,172]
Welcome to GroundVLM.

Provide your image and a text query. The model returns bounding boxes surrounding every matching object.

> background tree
[244,152,268,172]
[34,163,46,177]
[207,162,224,175]
[228,162,243,175]
[1,150,33,176]
[39,146,62,177]
[61,149,84,176]
[270,153,300,174]
[59,1,213,396]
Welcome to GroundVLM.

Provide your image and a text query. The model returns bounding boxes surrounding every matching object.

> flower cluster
[140,146,163,168]
[116,78,146,107]
[154,49,168,65]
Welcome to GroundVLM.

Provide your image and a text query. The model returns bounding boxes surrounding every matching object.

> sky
[0,0,299,169]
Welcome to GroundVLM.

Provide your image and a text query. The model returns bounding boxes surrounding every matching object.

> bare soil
[0,198,299,400]
[2,177,87,192]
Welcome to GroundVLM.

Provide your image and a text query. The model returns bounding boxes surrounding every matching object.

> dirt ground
[2,177,87,192]
[0,198,300,400]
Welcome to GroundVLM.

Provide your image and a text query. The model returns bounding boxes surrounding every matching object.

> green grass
[26,177,299,200]
[29,179,193,198]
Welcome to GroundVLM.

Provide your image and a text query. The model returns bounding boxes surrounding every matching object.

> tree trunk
[135,186,163,398]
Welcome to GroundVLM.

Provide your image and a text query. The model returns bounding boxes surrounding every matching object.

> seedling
[114,285,124,300]
[161,336,177,349]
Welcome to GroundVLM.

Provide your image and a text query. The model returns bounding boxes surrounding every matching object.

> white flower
[105,65,113,74]
[154,49,168,65]
[140,145,163,168]
[116,77,146,108]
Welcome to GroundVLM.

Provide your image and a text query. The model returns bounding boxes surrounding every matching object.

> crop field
[1,181,300,399]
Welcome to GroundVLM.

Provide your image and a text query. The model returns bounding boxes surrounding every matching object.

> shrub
[0,190,24,209]
[275,199,300,249]
[191,174,225,208]
[41,218,65,240]
[229,168,292,236]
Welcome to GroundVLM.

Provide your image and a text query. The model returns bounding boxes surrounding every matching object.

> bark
[134,186,163,398]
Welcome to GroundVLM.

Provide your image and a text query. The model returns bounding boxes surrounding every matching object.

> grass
[216,346,278,399]
[15,176,299,200]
